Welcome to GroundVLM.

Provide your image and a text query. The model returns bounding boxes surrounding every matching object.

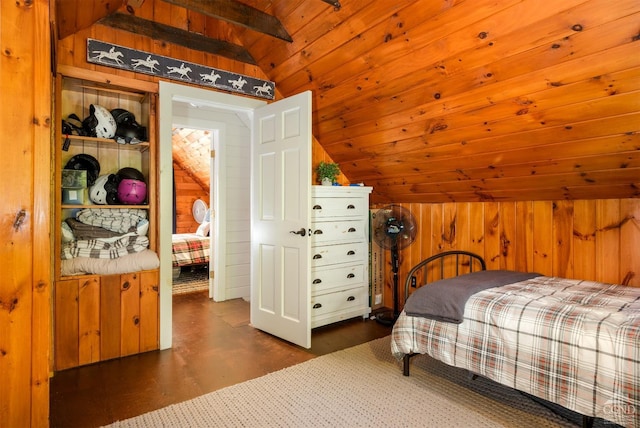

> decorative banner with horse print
[87,39,275,100]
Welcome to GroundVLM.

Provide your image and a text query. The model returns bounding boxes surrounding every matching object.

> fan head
[372,205,417,250]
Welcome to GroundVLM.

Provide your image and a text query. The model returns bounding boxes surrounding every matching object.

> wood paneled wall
[55,0,271,96]
[173,161,209,234]
[373,199,640,309]
[311,138,348,186]
[0,1,51,427]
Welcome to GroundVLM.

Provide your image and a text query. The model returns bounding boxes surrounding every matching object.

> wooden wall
[0,1,51,427]
[38,0,640,426]
[173,161,209,234]
[375,199,640,310]
[55,0,271,97]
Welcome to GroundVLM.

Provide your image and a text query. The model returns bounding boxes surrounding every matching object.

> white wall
[211,110,251,300]
[172,104,251,301]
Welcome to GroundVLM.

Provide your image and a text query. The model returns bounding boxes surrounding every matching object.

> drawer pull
[347,273,355,279]
[313,279,322,284]
[313,254,322,259]
[313,303,322,309]
[347,204,355,209]
[348,227,356,232]
[347,250,355,255]
[314,229,323,235]
[313,205,322,210]
[347,296,355,302]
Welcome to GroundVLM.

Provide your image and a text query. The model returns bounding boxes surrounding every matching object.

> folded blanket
[66,218,122,240]
[76,208,147,235]
[61,233,149,260]
[61,249,160,276]
[404,270,541,323]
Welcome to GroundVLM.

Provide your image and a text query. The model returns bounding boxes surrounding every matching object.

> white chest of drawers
[310,185,373,328]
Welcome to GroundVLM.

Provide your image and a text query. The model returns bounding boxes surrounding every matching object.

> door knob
[289,228,306,236]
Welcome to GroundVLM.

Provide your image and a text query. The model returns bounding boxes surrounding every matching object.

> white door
[251,91,312,348]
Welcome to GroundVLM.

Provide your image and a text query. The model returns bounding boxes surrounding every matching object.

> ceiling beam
[161,0,293,42]
[321,0,342,9]
[98,12,256,64]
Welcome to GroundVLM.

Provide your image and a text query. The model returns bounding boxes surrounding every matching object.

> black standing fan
[372,205,417,325]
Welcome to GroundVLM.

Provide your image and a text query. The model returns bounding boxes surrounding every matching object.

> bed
[391,251,640,428]
[171,233,210,279]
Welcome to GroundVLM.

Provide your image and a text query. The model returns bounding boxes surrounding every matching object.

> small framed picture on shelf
[61,169,87,189]
[62,188,88,205]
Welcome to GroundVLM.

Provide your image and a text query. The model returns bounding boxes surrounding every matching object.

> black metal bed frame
[397,250,597,428]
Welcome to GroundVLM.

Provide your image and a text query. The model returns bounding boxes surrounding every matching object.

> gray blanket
[404,270,541,323]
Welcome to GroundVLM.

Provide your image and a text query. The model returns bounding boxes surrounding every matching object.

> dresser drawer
[311,196,367,219]
[311,219,367,244]
[310,286,368,319]
[311,242,366,267]
[312,263,365,294]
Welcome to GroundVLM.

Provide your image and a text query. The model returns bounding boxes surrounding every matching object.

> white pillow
[61,222,75,243]
[196,221,210,237]
[137,219,149,236]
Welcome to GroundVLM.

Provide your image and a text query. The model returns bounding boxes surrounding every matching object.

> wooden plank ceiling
[56,0,640,203]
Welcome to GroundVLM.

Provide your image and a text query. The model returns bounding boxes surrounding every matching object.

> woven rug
[172,267,209,295]
[101,336,600,428]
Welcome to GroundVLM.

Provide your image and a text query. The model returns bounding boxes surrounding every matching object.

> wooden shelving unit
[53,69,159,370]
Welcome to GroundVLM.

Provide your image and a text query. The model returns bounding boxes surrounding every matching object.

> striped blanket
[61,233,149,260]
[391,276,640,427]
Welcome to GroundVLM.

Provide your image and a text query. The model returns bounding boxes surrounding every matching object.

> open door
[250,91,312,348]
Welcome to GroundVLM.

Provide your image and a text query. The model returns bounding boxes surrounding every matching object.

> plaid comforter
[172,234,210,267]
[391,276,640,427]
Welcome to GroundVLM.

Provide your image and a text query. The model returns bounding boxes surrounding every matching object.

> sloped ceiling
[172,127,211,193]
[57,0,640,203]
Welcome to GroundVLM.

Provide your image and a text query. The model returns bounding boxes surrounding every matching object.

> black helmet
[61,113,86,136]
[89,174,121,205]
[64,154,100,186]
[116,167,145,183]
[110,108,147,144]
[110,108,136,124]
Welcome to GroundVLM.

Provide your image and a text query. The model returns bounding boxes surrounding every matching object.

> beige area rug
[101,336,600,428]
[172,267,209,295]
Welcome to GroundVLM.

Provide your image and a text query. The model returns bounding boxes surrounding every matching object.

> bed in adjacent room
[172,198,211,279]
[391,251,640,428]
[171,233,210,277]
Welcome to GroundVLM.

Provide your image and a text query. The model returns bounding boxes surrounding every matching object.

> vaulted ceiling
[55,0,640,204]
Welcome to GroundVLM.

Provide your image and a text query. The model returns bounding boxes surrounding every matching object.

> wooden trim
[32,1,53,426]
[57,64,159,94]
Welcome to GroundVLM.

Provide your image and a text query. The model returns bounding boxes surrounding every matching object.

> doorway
[158,81,266,349]
[171,126,215,298]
